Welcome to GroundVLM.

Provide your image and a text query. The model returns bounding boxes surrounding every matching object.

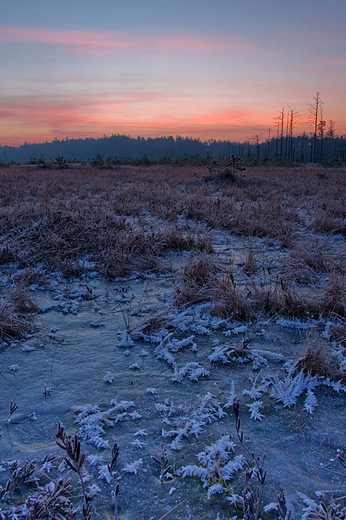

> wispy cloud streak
[0,26,257,54]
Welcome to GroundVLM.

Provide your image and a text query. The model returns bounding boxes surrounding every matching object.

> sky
[1,0,346,146]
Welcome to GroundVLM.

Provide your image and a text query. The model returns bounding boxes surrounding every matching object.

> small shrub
[206,154,245,182]
[90,151,106,168]
[54,155,70,169]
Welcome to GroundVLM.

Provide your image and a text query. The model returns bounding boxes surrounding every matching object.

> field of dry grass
[1,163,346,319]
[1,163,346,519]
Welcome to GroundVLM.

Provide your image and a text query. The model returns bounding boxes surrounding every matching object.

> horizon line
[1,130,344,149]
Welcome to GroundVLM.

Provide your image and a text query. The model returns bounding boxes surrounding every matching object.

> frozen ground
[1,230,346,519]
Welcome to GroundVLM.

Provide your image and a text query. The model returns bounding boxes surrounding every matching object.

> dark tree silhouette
[274,107,285,161]
[307,91,323,163]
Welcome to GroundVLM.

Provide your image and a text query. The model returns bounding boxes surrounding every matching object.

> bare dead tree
[307,91,323,163]
[318,108,326,160]
[326,119,335,138]
[274,107,285,161]
[265,127,271,160]
[326,119,336,158]
[287,106,299,162]
[251,134,263,161]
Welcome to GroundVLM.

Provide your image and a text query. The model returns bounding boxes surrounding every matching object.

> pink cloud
[0,97,287,146]
[0,25,260,55]
[317,57,346,66]
[2,88,345,146]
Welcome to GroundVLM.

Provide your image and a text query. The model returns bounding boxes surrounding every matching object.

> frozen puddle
[1,271,346,519]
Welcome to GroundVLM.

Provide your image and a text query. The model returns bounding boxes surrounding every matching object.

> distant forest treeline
[1,132,346,165]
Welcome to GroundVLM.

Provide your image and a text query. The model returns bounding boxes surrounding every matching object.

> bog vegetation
[1,163,346,519]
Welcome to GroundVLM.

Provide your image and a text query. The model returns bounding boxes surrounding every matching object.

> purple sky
[1,0,346,145]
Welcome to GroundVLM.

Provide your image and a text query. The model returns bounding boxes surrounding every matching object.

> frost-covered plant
[122,458,143,475]
[151,444,173,483]
[3,478,74,519]
[146,387,158,395]
[154,333,207,381]
[168,335,197,352]
[103,371,114,383]
[180,436,244,499]
[56,422,92,519]
[209,340,283,370]
[159,393,227,451]
[132,439,146,449]
[72,404,113,449]
[224,381,237,409]
[247,401,265,421]
[134,429,148,437]
[304,389,318,414]
[242,372,271,400]
[0,459,36,502]
[269,370,317,408]
[72,400,136,449]
[208,336,251,365]
[5,401,18,424]
[171,362,210,383]
[56,424,120,520]
[119,331,135,348]
[299,492,346,520]
[296,450,346,520]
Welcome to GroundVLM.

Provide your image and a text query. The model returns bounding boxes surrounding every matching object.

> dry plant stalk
[56,422,92,520]
[232,399,267,520]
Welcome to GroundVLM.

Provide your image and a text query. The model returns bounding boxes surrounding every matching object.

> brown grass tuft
[293,339,344,382]
[212,274,253,322]
[252,278,320,318]
[9,286,40,314]
[0,302,31,340]
[12,267,48,287]
[174,254,218,306]
[0,286,38,341]
[320,273,346,317]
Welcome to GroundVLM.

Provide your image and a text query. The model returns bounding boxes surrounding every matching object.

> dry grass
[174,254,218,306]
[319,273,346,317]
[0,302,30,341]
[242,249,257,277]
[0,164,345,252]
[160,230,213,253]
[9,286,40,314]
[0,286,38,341]
[11,267,49,288]
[174,254,253,321]
[328,320,346,347]
[1,164,346,323]
[251,277,320,318]
[212,274,253,322]
[293,337,345,382]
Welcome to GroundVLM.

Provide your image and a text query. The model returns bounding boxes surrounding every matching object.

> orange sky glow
[1,1,346,147]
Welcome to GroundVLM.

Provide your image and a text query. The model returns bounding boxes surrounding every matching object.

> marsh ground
[1,164,346,519]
